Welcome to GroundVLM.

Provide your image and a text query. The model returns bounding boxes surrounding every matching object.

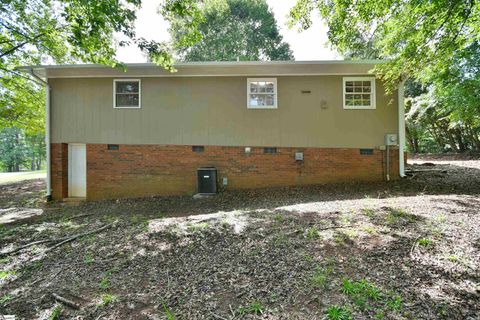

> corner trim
[398,81,406,177]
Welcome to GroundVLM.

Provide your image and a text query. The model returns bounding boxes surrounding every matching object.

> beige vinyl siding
[50,75,398,148]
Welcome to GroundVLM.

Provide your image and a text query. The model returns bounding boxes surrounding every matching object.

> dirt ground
[0,159,479,319]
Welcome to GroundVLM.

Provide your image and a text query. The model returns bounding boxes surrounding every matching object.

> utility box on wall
[197,167,217,194]
[385,134,398,146]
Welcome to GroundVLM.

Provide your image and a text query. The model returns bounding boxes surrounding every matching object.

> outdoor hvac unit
[197,167,217,194]
[385,134,398,146]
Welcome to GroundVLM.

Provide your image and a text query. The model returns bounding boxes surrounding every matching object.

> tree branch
[0,33,45,58]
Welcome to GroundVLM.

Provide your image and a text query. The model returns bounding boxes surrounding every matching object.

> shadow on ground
[0,160,479,319]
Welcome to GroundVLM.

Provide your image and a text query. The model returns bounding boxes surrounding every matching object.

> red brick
[50,143,401,200]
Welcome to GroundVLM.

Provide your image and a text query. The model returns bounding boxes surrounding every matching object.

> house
[21,61,406,201]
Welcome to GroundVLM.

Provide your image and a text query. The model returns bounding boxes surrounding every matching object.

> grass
[0,257,10,264]
[49,305,62,320]
[0,170,46,185]
[98,267,121,291]
[341,279,403,313]
[0,294,12,305]
[310,265,333,288]
[326,305,352,320]
[272,233,290,247]
[385,208,417,225]
[84,252,94,264]
[333,232,350,245]
[273,213,285,223]
[0,225,19,241]
[385,293,403,311]
[187,222,209,233]
[0,270,15,279]
[344,229,358,239]
[237,301,264,315]
[362,208,376,219]
[162,302,176,320]
[100,293,118,306]
[269,291,279,303]
[417,237,434,248]
[303,252,314,263]
[342,279,381,307]
[363,226,377,234]
[306,226,321,240]
[99,276,110,290]
[447,255,460,263]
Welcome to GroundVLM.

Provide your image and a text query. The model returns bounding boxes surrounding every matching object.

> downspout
[398,81,406,177]
[29,68,52,200]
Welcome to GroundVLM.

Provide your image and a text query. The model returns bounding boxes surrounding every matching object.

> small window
[107,144,119,151]
[343,77,376,109]
[247,78,277,109]
[114,79,141,108]
[192,146,204,153]
[264,147,277,154]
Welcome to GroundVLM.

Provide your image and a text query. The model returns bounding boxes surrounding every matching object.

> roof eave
[17,60,386,78]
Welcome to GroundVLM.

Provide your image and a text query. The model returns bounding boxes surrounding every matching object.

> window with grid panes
[247,78,277,109]
[343,77,376,109]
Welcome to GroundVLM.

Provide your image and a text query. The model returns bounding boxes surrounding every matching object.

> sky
[115,0,339,63]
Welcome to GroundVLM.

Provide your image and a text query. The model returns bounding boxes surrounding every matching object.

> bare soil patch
[0,160,479,319]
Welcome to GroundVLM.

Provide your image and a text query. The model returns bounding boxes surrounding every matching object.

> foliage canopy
[289,0,480,89]
[170,0,294,61]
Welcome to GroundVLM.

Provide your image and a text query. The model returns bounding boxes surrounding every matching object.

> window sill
[343,106,376,110]
[114,106,141,109]
[247,105,278,109]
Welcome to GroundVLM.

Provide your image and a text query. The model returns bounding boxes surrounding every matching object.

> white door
[68,144,86,198]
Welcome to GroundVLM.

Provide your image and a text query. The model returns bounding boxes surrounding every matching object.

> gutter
[29,68,52,200]
[398,81,406,177]
[18,59,389,69]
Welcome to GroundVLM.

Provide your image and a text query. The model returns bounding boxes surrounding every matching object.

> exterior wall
[50,76,398,148]
[50,143,399,200]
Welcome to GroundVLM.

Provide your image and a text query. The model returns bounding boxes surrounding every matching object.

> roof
[18,60,384,79]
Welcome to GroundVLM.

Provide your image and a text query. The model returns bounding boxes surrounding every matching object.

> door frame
[68,143,86,198]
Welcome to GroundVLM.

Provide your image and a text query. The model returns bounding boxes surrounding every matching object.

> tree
[1,0,203,70]
[0,127,27,172]
[289,0,480,90]
[170,0,294,61]
[25,132,46,170]
[0,73,45,134]
[404,42,480,153]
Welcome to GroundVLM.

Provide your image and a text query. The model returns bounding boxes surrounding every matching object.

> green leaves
[405,42,480,153]
[289,0,480,91]
[169,0,294,62]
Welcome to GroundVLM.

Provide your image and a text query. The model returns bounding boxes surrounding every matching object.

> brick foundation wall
[50,143,399,200]
[51,143,68,199]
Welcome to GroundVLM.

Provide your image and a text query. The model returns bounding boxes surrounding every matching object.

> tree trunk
[446,130,459,152]
[428,124,445,151]
[468,126,480,151]
[31,155,35,171]
[455,129,466,152]
[413,136,420,153]
[405,126,416,153]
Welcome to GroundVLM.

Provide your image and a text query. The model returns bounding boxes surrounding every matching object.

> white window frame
[113,79,141,109]
[247,78,278,109]
[343,77,376,110]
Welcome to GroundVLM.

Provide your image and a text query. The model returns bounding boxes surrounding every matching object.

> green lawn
[0,170,46,185]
